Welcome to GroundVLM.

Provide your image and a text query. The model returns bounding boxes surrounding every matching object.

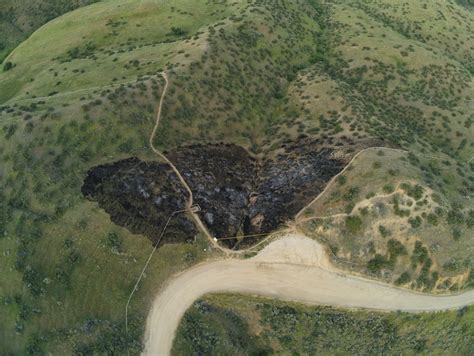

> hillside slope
[0,0,99,62]
[174,294,474,355]
[0,0,472,353]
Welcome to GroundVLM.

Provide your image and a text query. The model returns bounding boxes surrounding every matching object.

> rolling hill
[0,0,472,353]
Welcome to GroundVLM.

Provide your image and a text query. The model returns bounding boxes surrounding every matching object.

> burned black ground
[82,139,385,249]
[82,157,196,246]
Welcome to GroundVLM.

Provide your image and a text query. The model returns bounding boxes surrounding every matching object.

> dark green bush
[378,225,391,238]
[387,239,407,261]
[395,271,411,285]
[367,254,389,273]
[345,215,363,234]
[3,61,14,71]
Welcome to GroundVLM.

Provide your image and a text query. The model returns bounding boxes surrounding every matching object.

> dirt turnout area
[143,233,474,355]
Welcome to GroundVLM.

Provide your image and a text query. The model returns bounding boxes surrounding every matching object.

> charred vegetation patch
[167,144,257,244]
[82,157,196,246]
[82,139,387,249]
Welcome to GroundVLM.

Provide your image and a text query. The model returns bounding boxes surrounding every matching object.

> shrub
[408,216,422,229]
[345,215,363,234]
[387,239,407,260]
[401,183,424,200]
[3,61,13,71]
[359,207,369,216]
[467,210,474,228]
[367,254,389,273]
[395,272,411,285]
[457,306,469,317]
[383,183,395,194]
[343,186,359,201]
[366,191,376,199]
[4,124,17,139]
[169,27,187,36]
[426,213,438,226]
[344,202,355,214]
[443,258,462,272]
[337,175,347,185]
[378,225,391,238]
[447,208,464,225]
[452,228,461,241]
[106,232,122,251]
[411,241,429,266]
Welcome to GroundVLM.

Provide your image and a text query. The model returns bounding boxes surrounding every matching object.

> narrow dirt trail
[150,79,407,254]
[142,232,474,356]
[295,146,407,221]
[150,73,192,207]
[150,72,224,253]
[295,183,407,225]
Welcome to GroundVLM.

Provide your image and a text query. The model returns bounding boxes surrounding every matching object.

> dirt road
[143,77,473,355]
[143,233,474,355]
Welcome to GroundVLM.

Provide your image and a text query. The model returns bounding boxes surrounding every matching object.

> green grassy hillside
[0,0,99,63]
[0,0,472,353]
[296,0,473,292]
[174,293,474,355]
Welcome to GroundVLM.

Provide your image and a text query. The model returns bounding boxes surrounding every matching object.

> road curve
[143,234,474,356]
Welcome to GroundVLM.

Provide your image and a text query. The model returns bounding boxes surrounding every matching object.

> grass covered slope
[299,148,474,292]
[0,0,243,103]
[0,0,100,63]
[294,0,473,292]
[0,0,473,353]
[173,294,474,355]
[0,0,248,353]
